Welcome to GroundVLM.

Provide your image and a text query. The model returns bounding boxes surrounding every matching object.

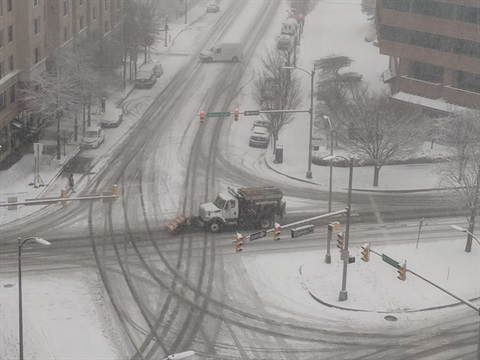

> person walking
[68,173,75,193]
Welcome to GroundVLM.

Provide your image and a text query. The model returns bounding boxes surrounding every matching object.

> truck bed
[237,186,283,202]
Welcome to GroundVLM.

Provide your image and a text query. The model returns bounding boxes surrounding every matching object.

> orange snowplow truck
[166,186,285,235]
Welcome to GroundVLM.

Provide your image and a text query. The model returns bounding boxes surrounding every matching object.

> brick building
[376,0,480,111]
[0,0,123,166]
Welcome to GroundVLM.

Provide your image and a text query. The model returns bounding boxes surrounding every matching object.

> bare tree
[20,50,83,160]
[432,111,480,182]
[361,0,377,21]
[436,110,480,252]
[137,0,163,64]
[252,48,302,152]
[340,91,424,186]
[289,0,319,16]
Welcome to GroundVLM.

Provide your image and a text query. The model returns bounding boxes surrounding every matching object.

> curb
[299,264,480,314]
[264,156,443,193]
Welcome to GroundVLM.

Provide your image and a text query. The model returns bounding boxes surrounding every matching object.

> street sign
[249,230,267,241]
[291,224,315,238]
[382,253,400,269]
[340,249,350,261]
[7,197,17,210]
[244,110,260,116]
[206,111,230,118]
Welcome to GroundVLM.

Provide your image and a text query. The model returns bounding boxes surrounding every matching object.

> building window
[411,61,443,83]
[79,16,84,30]
[64,27,67,42]
[0,62,3,79]
[34,47,40,64]
[0,30,3,48]
[0,92,6,112]
[8,55,13,71]
[8,25,12,42]
[6,0,11,12]
[79,0,83,5]
[33,0,39,6]
[9,85,15,103]
[34,18,40,35]
[63,0,68,16]
[93,6,96,20]
[455,71,480,94]
[105,20,109,32]
[117,0,120,10]
[0,1,3,16]
[105,0,108,11]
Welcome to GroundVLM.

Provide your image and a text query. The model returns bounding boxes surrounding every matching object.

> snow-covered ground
[1,1,479,359]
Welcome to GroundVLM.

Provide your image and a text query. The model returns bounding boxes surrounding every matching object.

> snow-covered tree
[252,48,302,153]
[436,110,480,252]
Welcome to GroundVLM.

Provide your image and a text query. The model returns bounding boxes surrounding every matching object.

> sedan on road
[81,126,105,148]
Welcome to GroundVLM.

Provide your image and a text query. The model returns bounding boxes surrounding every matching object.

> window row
[0,85,16,113]
[380,25,480,59]
[0,55,15,79]
[381,0,480,25]
[0,0,13,15]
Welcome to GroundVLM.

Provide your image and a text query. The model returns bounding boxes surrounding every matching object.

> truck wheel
[259,217,273,229]
[232,56,239,62]
[208,221,222,233]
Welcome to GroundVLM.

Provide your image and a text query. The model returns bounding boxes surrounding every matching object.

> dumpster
[275,145,283,163]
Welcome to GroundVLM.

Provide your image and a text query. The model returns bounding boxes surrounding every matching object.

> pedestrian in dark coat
[68,173,75,193]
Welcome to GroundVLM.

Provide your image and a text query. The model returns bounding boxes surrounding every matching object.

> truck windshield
[213,195,226,209]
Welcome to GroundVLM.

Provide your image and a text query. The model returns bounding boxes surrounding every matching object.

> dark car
[206,3,220,13]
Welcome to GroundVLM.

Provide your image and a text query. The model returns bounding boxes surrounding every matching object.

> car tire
[259,217,273,229]
[208,220,222,233]
[232,56,239,62]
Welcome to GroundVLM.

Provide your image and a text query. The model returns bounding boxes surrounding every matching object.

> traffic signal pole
[338,158,353,301]
[364,245,480,357]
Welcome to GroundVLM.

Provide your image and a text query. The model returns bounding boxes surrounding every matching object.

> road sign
[249,230,267,241]
[382,253,400,269]
[340,249,350,261]
[244,110,260,116]
[8,197,17,210]
[291,224,315,238]
[206,111,230,117]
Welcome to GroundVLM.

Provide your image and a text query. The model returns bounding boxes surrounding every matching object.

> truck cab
[199,192,239,232]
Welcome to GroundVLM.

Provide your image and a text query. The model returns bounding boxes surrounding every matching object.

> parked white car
[100,106,123,128]
[81,126,105,148]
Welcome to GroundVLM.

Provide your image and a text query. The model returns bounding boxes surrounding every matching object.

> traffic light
[328,221,341,231]
[235,232,244,252]
[397,262,407,281]
[273,222,281,241]
[234,108,239,121]
[199,110,205,123]
[112,184,118,200]
[60,189,68,206]
[336,232,344,249]
[361,243,370,262]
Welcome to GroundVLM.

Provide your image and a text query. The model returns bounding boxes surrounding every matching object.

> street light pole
[450,225,480,246]
[306,69,315,179]
[339,158,353,301]
[18,236,50,360]
[324,116,334,213]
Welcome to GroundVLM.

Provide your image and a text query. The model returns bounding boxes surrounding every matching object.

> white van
[281,18,298,36]
[199,43,243,62]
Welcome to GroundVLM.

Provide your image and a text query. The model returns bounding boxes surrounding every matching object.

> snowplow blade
[166,215,186,235]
